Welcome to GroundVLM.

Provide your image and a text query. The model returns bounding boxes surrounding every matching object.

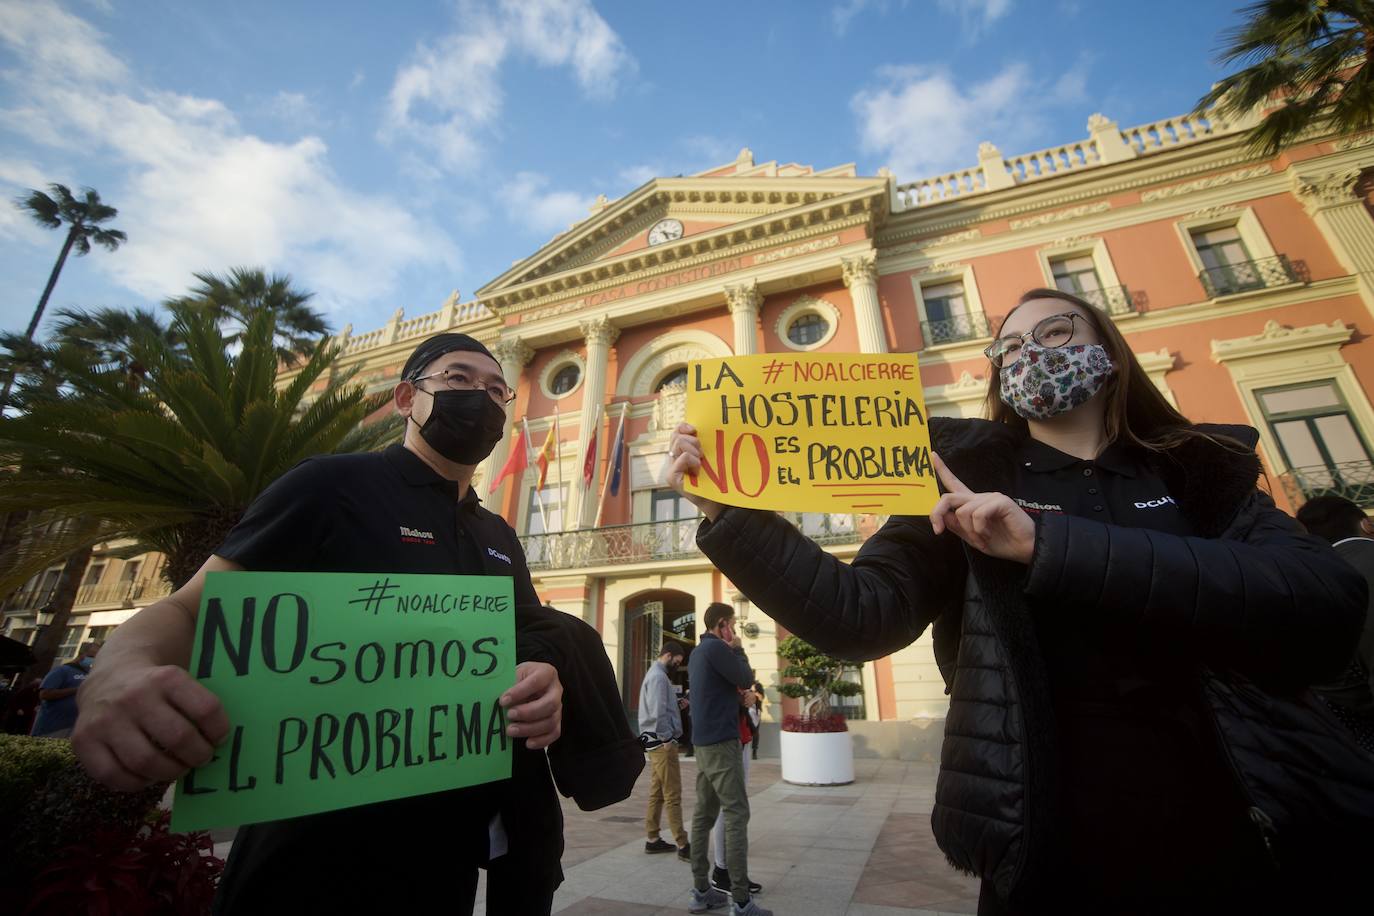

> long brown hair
[984,288,1241,453]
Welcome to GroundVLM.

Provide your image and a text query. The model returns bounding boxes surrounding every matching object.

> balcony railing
[1278,461,1374,509]
[74,580,171,610]
[1198,255,1301,298]
[519,512,876,572]
[1075,285,1139,317]
[1,587,55,613]
[920,312,991,347]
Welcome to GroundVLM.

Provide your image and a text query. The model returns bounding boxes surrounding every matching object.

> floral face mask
[999,341,1115,420]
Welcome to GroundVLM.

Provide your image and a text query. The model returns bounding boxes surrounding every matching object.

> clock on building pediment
[647,218,684,246]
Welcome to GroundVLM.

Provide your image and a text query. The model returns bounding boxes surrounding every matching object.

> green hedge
[0,734,166,890]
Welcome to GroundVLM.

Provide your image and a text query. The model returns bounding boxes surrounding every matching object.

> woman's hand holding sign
[930,453,1035,564]
[667,422,725,522]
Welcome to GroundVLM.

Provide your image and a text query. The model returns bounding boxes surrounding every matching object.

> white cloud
[502,0,632,97]
[935,0,1013,38]
[383,0,634,173]
[0,156,49,190]
[851,60,1088,180]
[501,171,596,236]
[0,0,126,85]
[0,157,56,244]
[0,0,456,315]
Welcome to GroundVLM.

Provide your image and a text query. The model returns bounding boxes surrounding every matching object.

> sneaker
[730,898,772,916]
[677,841,691,861]
[688,886,729,913]
[711,867,762,895]
[645,838,675,854]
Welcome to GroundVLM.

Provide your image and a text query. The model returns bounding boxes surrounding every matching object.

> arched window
[654,367,688,391]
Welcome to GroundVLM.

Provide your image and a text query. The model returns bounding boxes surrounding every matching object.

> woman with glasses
[665,288,1367,914]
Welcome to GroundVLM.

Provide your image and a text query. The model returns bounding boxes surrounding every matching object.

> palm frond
[3,279,387,581]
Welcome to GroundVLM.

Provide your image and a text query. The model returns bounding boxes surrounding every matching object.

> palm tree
[168,267,330,364]
[1198,1,1374,155]
[0,304,393,675]
[13,184,126,341]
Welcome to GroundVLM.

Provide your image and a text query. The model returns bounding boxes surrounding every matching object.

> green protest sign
[170,571,515,833]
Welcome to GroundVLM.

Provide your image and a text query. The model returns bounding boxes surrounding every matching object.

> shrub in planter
[0,734,223,915]
[775,636,863,731]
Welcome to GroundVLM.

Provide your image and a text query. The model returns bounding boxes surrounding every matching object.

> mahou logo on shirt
[399,525,435,545]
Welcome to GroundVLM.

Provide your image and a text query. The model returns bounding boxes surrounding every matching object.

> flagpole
[594,401,627,529]
[523,416,550,534]
[554,405,565,532]
[579,403,601,530]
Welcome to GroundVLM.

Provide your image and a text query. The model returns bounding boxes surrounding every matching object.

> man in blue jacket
[685,603,768,916]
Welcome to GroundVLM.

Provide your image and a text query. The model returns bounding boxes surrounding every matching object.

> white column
[478,337,535,502]
[841,252,888,354]
[574,316,619,528]
[1294,169,1374,320]
[725,280,762,355]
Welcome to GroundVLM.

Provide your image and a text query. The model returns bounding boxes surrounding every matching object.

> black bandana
[401,333,497,382]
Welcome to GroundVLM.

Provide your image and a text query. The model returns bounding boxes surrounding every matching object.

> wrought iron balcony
[519,512,877,572]
[1074,285,1138,317]
[73,579,171,610]
[1,587,55,614]
[920,312,991,347]
[1278,461,1374,509]
[1198,255,1301,298]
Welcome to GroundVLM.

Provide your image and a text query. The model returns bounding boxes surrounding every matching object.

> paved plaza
[209,757,979,915]
[482,756,979,916]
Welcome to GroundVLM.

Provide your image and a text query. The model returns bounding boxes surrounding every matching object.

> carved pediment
[476,166,888,308]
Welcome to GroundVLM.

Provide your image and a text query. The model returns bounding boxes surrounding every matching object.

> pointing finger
[931,452,971,496]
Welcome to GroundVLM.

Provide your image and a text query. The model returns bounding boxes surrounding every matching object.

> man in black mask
[74,333,573,915]
[398,333,512,466]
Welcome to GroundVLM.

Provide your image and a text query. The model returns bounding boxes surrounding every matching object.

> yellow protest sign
[683,353,938,515]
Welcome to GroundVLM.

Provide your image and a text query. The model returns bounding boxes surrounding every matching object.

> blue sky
[1,0,1248,339]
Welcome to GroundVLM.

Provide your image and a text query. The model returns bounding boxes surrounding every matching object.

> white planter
[779,729,855,786]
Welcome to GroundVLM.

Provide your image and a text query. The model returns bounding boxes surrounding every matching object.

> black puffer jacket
[697,417,1370,903]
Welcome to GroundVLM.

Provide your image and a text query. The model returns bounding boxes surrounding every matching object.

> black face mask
[411,388,505,465]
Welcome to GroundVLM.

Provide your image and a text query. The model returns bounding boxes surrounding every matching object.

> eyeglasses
[410,368,516,405]
[984,312,1085,368]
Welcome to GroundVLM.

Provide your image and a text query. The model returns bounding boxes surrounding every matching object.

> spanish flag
[535,419,557,490]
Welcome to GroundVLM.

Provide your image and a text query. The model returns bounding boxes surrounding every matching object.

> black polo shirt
[211,444,547,913]
[1013,436,1195,699]
[1014,437,1246,889]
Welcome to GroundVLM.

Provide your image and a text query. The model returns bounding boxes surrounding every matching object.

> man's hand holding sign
[665,352,1034,561]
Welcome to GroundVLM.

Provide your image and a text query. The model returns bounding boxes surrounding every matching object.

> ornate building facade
[9,97,1374,755]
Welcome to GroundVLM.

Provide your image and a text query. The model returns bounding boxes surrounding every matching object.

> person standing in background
[639,640,691,860]
[684,603,770,916]
[31,641,100,738]
[1295,494,1374,751]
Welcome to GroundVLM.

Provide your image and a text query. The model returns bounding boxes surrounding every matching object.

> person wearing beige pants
[639,641,689,858]
[645,740,689,851]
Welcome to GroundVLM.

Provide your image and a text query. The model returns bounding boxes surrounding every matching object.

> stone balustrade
[892,106,1248,212]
